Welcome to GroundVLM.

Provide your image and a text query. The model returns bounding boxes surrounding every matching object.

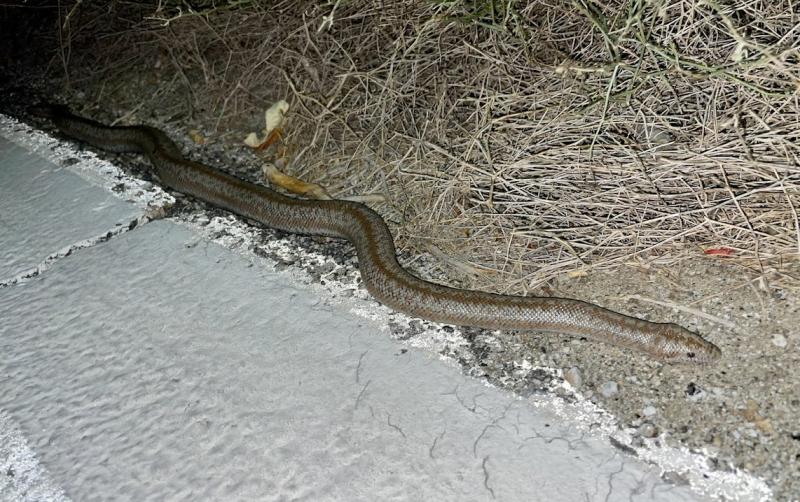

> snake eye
[686,351,695,359]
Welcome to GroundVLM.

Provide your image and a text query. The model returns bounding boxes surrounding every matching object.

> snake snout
[657,325,721,364]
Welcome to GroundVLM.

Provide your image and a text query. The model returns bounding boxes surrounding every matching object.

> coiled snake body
[41,105,721,363]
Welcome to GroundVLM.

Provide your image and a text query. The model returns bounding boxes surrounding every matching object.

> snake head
[654,324,722,364]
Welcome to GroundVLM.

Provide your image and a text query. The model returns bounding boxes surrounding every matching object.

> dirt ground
[2,1,799,499]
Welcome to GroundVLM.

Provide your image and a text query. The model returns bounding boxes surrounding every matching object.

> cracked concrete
[0,114,772,500]
[0,137,141,282]
[0,213,157,288]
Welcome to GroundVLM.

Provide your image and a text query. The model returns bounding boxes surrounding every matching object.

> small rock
[742,400,764,425]
[771,334,788,348]
[638,422,659,438]
[685,382,706,400]
[599,381,619,398]
[408,320,425,334]
[564,366,583,388]
[642,405,657,417]
[755,418,774,435]
[661,470,690,486]
[771,288,788,300]
[609,436,637,456]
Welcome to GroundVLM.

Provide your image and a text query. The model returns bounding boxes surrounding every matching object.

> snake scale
[39,104,721,363]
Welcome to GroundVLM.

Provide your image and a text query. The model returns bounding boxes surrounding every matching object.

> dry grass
[54,0,800,291]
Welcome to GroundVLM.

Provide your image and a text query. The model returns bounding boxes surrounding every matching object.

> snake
[37,104,721,364]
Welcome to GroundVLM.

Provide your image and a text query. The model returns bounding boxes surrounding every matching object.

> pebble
[408,320,425,334]
[599,381,619,398]
[642,405,657,417]
[661,471,690,486]
[564,366,583,388]
[771,333,788,348]
[686,382,710,401]
[638,422,659,438]
[706,432,723,447]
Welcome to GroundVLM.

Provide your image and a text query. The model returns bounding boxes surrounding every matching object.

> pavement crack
[429,429,446,459]
[603,457,625,502]
[355,350,368,383]
[481,456,496,499]
[0,210,163,288]
[354,380,371,409]
[386,414,407,439]
[473,402,513,458]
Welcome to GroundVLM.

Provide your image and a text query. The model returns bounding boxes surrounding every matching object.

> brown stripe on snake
[38,104,721,364]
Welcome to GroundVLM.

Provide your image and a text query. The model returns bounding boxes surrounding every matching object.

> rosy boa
[40,105,721,364]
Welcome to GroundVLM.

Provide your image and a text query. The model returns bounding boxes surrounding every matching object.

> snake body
[42,105,721,363]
